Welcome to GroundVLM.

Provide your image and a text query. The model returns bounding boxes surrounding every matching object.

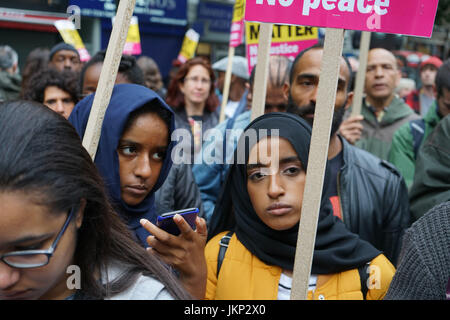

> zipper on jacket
[336,171,344,222]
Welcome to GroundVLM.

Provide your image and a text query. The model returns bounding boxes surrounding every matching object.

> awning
[0,7,67,32]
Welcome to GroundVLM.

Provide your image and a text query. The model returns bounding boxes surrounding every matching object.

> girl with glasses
[0,100,191,300]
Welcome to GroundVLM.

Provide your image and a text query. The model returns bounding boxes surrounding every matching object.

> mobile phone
[156,208,199,236]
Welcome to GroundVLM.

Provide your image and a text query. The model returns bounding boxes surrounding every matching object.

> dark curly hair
[22,68,79,104]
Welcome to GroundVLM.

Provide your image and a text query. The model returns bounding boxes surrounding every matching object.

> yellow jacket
[205,232,396,300]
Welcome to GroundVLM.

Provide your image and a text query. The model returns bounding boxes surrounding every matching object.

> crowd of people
[0,40,448,301]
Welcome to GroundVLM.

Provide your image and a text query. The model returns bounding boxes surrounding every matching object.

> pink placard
[77,48,91,62]
[245,0,438,38]
[246,39,318,75]
[230,20,245,47]
[123,42,142,56]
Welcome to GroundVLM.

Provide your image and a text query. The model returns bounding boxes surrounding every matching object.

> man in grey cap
[212,55,249,119]
[0,45,21,102]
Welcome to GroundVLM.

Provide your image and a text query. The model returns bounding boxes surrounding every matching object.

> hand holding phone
[156,208,199,236]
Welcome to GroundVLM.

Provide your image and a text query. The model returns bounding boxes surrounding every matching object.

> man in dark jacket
[0,45,21,102]
[285,45,410,265]
[389,59,450,189]
[409,115,450,222]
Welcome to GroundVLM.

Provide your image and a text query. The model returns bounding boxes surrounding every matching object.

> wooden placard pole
[351,31,371,116]
[219,46,235,123]
[290,28,345,300]
[250,22,273,121]
[82,0,136,160]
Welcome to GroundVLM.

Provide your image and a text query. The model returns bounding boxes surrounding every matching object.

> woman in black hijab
[204,112,395,300]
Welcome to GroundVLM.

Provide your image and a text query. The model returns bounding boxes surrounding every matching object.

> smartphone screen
[156,208,199,236]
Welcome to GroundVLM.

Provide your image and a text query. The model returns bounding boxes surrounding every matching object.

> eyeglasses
[184,77,211,86]
[0,207,76,269]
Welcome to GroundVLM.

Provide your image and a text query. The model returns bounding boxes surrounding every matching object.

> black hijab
[208,112,381,274]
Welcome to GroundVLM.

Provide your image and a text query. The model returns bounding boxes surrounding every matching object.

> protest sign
[351,31,371,116]
[245,0,439,37]
[250,22,273,121]
[246,22,318,74]
[112,16,142,55]
[290,28,345,299]
[82,0,136,160]
[54,19,90,61]
[219,0,246,123]
[230,0,246,48]
[177,29,200,64]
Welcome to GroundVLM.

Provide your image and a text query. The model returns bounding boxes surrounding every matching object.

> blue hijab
[69,84,175,247]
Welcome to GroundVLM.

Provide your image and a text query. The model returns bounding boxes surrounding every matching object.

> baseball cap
[420,56,443,70]
[212,56,249,80]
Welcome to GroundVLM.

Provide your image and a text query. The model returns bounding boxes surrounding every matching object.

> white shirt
[277,272,318,300]
[225,100,240,119]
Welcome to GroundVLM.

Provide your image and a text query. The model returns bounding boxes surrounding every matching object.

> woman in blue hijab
[69,84,174,244]
[69,84,207,298]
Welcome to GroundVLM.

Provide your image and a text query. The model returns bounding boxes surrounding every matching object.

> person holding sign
[204,112,395,300]
[285,45,410,265]
[69,84,208,299]
[349,48,420,161]
[48,43,81,73]
[0,100,191,300]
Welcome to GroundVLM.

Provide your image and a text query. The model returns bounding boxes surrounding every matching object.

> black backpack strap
[217,231,234,276]
[358,263,370,299]
[409,119,426,159]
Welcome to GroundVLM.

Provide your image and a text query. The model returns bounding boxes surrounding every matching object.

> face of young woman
[0,192,83,300]
[179,64,211,107]
[246,137,306,231]
[117,112,169,206]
